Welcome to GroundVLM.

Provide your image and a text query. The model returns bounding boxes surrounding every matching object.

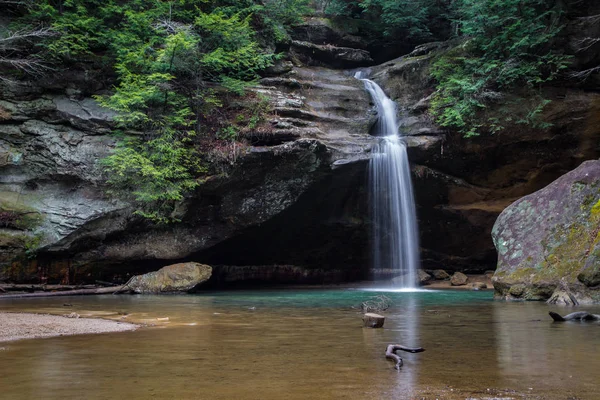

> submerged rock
[492,160,600,303]
[128,262,212,294]
[0,64,376,283]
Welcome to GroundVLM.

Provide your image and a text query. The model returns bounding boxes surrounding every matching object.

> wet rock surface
[492,160,600,303]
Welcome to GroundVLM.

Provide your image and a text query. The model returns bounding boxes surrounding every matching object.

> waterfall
[355,71,420,288]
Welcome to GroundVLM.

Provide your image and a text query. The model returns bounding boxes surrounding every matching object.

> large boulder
[128,262,212,294]
[492,160,600,302]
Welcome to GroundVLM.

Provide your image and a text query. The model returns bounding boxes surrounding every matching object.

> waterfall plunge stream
[356,71,420,288]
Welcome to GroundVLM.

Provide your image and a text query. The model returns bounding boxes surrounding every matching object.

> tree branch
[385,344,425,370]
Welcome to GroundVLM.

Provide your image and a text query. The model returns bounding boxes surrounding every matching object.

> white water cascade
[355,71,420,288]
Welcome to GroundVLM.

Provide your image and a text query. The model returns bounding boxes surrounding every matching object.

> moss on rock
[492,160,600,303]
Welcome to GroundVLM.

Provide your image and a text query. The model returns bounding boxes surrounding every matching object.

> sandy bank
[0,312,138,343]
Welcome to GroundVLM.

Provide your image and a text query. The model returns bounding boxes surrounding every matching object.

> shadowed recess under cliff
[196,160,370,281]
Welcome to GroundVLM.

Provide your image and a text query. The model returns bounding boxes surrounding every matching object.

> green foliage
[24,233,44,259]
[101,131,206,224]
[262,0,311,27]
[216,125,239,141]
[430,0,570,136]
[16,0,295,222]
[195,12,274,81]
[325,0,451,41]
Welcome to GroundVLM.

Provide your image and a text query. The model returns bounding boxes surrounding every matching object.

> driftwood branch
[0,284,97,292]
[385,344,425,370]
[0,285,129,299]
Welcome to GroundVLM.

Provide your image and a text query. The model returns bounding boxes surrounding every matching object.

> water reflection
[1,290,600,399]
[493,302,600,396]
[393,295,419,396]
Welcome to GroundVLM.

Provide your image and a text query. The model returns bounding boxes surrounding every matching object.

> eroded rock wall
[0,62,377,283]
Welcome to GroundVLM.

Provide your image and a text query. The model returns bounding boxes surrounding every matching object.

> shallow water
[1,288,599,399]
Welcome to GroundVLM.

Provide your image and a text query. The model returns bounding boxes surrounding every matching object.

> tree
[430,0,569,136]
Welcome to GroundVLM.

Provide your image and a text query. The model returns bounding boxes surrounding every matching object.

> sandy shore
[0,312,138,343]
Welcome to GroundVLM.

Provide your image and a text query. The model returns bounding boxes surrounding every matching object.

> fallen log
[385,344,425,370]
[0,285,130,299]
[0,284,98,292]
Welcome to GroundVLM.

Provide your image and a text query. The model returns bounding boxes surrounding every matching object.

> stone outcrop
[288,18,373,69]
[291,18,369,51]
[128,262,212,294]
[290,40,373,69]
[492,160,600,303]
[0,63,377,283]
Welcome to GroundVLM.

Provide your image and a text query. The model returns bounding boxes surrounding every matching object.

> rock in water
[128,262,212,294]
[450,272,468,286]
[492,160,600,303]
[363,313,385,328]
[549,311,600,322]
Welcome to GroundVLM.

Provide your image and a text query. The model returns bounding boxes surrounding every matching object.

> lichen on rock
[492,160,600,303]
[128,262,212,294]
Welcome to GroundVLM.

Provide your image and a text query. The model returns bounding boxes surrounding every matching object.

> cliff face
[0,61,379,283]
[369,41,600,273]
[1,17,599,284]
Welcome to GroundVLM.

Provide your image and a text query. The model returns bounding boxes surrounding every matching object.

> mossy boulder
[492,160,600,302]
[128,262,212,294]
